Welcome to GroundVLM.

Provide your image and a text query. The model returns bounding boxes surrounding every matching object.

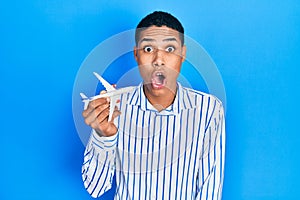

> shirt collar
[127,82,189,115]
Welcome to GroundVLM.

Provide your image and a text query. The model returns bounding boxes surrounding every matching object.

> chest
[115,105,205,173]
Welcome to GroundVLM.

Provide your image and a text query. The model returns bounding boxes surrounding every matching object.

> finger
[91,114,118,135]
[88,98,108,109]
[83,98,107,118]
[97,106,121,123]
[93,103,110,118]
[84,103,110,125]
[99,90,111,102]
[97,107,111,124]
[82,109,90,118]
[90,109,120,136]
[90,119,105,131]
[95,106,120,126]
[82,102,94,118]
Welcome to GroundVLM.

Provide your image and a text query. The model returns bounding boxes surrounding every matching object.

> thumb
[100,90,107,94]
[100,90,110,102]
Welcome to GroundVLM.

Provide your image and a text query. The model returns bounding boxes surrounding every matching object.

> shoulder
[180,86,223,111]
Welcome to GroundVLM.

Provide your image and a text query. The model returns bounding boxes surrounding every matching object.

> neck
[143,84,177,112]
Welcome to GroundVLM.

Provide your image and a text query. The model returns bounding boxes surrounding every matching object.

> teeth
[152,71,166,88]
[156,72,165,77]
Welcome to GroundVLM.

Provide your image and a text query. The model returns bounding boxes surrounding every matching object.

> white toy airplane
[80,72,135,122]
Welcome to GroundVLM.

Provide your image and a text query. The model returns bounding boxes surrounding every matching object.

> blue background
[1,0,299,199]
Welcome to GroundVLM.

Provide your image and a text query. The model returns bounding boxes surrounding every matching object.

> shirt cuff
[90,129,118,151]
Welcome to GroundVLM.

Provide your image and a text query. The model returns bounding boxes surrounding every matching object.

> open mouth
[151,71,166,89]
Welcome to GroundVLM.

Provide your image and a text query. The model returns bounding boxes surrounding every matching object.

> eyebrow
[139,37,179,44]
[139,38,155,43]
[163,38,178,42]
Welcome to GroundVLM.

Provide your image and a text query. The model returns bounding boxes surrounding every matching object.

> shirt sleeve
[196,100,225,200]
[81,129,118,198]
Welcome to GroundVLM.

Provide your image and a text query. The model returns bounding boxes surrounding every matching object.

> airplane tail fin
[80,93,89,110]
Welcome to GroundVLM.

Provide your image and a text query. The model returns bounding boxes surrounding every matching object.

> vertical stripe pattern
[82,83,225,200]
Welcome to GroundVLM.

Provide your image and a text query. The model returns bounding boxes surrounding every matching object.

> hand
[82,91,121,137]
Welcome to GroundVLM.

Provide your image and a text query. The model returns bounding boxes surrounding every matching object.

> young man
[82,11,225,199]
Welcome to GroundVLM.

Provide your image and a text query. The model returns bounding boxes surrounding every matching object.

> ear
[181,45,187,63]
[133,46,138,61]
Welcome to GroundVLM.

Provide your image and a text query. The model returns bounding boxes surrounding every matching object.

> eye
[143,46,153,53]
[165,46,175,53]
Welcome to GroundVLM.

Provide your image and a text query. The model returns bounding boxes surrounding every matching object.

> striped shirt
[82,82,225,200]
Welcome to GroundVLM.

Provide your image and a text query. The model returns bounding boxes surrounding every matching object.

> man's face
[134,25,186,98]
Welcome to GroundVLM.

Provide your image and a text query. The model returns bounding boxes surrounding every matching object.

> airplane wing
[80,72,135,122]
[93,72,115,92]
[94,72,119,121]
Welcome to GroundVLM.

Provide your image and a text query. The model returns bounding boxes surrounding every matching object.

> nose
[153,49,165,67]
